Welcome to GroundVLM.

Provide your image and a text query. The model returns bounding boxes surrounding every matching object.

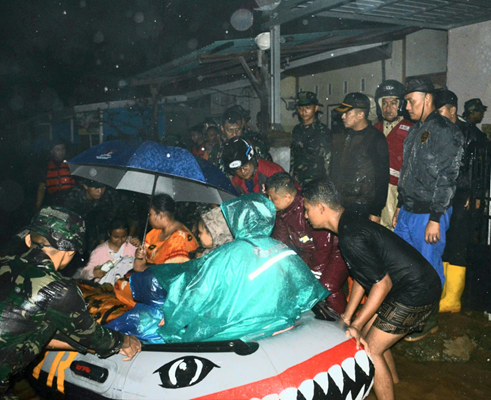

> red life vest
[374,119,412,185]
[45,160,75,194]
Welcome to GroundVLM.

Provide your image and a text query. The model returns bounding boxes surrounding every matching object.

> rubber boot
[440,262,449,300]
[439,264,466,313]
[404,307,439,342]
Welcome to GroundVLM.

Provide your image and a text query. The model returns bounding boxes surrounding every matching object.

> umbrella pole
[142,175,158,245]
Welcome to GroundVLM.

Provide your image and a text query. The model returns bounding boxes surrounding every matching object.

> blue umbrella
[68,140,237,203]
[69,140,237,241]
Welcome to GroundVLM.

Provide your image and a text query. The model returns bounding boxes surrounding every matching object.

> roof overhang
[261,0,491,30]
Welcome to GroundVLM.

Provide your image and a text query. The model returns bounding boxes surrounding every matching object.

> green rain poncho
[150,193,329,343]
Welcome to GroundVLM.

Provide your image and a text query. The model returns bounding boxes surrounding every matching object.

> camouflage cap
[25,206,86,254]
[297,91,322,107]
[464,98,487,113]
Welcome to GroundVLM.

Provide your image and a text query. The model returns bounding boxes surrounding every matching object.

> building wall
[448,20,491,129]
[276,29,448,132]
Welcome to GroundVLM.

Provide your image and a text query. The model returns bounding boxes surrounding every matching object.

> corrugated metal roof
[130,27,411,88]
[262,0,491,30]
[131,33,329,84]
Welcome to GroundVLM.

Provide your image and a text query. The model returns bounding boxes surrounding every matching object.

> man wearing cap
[393,78,463,341]
[463,98,488,142]
[35,139,75,209]
[330,92,389,222]
[435,90,483,314]
[374,80,413,230]
[290,91,333,187]
[63,180,139,252]
[0,207,141,396]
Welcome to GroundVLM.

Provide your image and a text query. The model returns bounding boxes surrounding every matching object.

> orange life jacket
[46,160,75,194]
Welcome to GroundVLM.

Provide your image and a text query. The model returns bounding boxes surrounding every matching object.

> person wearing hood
[374,80,413,230]
[196,206,233,255]
[130,193,328,343]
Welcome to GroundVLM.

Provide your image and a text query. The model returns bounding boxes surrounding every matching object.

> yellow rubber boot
[440,262,449,300]
[439,264,466,313]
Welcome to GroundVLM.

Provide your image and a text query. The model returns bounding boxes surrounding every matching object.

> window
[360,77,366,92]
[343,81,348,94]
[327,83,332,96]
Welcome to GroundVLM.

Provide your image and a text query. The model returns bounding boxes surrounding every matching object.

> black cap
[404,77,435,95]
[464,98,487,113]
[335,93,370,113]
[84,179,106,189]
[434,90,458,110]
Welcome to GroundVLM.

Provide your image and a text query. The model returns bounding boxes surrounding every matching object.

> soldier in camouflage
[290,91,333,187]
[0,207,141,395]
[221,105,272,162]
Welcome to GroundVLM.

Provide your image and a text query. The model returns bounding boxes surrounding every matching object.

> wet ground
[367,311,491,400]
[11,311,491,400]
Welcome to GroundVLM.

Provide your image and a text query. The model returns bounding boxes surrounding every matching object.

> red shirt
[374,119,412,185]
[232,159,285,195]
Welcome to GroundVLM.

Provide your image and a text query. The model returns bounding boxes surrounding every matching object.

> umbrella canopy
[68,140,237,204]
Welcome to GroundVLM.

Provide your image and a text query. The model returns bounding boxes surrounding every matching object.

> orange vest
[46,160,75,194]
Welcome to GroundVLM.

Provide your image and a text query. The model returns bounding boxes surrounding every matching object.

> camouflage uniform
[290,119,333,187]
[0,207,125,389]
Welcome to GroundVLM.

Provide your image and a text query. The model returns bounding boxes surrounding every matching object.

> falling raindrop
[80,0,86,7]
[302,19,309,25]
[230,9,254,31]
[93,30,104,43]
[9,95,24,111]
[134,12,144,23]
[187,38,198,50]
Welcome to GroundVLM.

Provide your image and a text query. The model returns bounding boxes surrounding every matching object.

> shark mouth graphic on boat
[192,340,375,400]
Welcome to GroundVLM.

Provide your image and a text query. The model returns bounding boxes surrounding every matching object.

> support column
[270,24,281,127]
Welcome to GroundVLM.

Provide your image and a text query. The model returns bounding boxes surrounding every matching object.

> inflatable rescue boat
[29,308,374,400]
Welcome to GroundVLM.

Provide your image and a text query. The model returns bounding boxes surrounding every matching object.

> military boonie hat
[434,89,458,110]
[25,206,86,254]
[335,92,370,113]
[404,77,435,95]
[464,98,487,113]
[297,91,322,107]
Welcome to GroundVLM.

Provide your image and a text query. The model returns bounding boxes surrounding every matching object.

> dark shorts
[373,299,438,335]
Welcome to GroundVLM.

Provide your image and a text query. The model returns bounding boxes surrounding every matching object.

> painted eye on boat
[154,356,220,389]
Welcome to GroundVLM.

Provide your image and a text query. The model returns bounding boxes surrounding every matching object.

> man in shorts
[302,180,441,400]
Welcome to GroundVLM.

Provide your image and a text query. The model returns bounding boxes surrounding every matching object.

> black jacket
[331,124,389,217]
[398,110,464,222]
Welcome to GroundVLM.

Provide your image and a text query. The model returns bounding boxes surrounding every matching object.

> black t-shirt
[337,211,441,306]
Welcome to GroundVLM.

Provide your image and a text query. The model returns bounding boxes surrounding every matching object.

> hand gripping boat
[29,306,374,400]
